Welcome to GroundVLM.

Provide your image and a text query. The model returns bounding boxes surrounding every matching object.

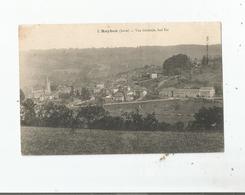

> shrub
[172,121,185,131]
[21,98,37,126]
[36,102,73,128]
[143,112,159,131]
[188,106,223,131]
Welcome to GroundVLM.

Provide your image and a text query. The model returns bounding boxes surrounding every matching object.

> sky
[19,22,221,51]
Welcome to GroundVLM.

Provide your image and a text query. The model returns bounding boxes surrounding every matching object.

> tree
[81,87,90,100]
[190,106,223,130]
[21,98,36,126]
[76,106,108,129]
[172,121,185,131]
[70,86,74,96]
[20,89,25,104]
[127,109,143,131]
[37,102,73,128]
[163,54,191,77]
[201,55,208,66]
[143,112,159,131]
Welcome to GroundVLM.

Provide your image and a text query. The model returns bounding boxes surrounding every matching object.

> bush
[75,105,109,129]
[21,98,37,126]
[159,122,172,131]
[21,99,223,132]
[142,112,159,131]
[36,102,73,128]
[172,121,185,131]
[188,106,223,131]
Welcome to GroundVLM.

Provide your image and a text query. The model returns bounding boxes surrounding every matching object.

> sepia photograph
[19,22,224,155]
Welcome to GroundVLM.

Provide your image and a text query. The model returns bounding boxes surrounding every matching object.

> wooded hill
[20,44,221,88]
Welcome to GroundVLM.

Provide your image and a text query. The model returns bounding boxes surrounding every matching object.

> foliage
[142,112,159,131]
[20,89,25,103]
[201,55,208,66]
[21,98,37,126]
[188,106,223,130]
[76,106,109,129]
[36,102,73,128]
[80,87,90,100]
[59,93,70,100]
[21,99,223,132]
[163,54,191,76]
[172,121,185,131]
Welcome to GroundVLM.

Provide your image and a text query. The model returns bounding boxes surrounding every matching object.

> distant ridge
[20,44,222,86]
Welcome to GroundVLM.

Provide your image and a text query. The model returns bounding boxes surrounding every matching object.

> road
[104,97,222,106]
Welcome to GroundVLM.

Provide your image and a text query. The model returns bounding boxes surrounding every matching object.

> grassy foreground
[21,126,224,155]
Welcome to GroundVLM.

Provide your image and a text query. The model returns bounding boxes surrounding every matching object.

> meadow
[104,98,223,124]
[21,126,224,155]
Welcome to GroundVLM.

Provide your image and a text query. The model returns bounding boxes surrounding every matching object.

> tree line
[20,98,223,131]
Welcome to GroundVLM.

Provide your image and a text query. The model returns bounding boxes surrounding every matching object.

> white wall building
[199,87,215,98]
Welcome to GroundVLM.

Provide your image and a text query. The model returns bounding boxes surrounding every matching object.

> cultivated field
[21,126,224,155]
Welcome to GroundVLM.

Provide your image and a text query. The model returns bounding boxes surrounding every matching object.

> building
[199,87,215,98]
[150,73,158,79]
[31,89,45,99]
[116,78,127,85]
[103,95,113,103]
[159,87,215,99]
[112,88,119,94]
[96,83,105,89]
[45,77,51,94]
[126,91,135,101]
[132,85,147,99]
[57,85,72,94]
[113,91,125,102]
[31,77,52,99]
[159,88,175,98]
[174,89,200,98]
[94,83,105,94]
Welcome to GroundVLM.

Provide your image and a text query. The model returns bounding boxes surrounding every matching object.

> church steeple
[46,76,51,94]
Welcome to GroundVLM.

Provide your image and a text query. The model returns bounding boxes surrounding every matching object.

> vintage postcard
[19,22,223,155]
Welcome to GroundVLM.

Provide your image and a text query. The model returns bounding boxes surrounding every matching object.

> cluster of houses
[30,77,57,101]
[29,77,148,105]
[29,75,216,107]
[159,87,215,98]
[102,85,147,103]
[93,80,148,104]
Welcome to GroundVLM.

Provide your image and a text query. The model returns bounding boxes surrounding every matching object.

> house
[103,95,113,103]
[132,86,148,100]
[123,85,131,92]
[126,91,135,101]
[116,78,127,85]
[96,83,105,89]
[174,89,199,98]
[94,83,105,94]
[32,89,45,99]
[199,87,215,98]
[57,85,72,94]
[112,88,119,94]
[113,91,125,102]
[150,73,158,79]
[31,77,52,99]
[159,87,215,99]
[160,88,200,98]
[159,88,175,98]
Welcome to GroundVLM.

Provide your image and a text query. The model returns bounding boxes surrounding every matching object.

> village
[28,70,216,109]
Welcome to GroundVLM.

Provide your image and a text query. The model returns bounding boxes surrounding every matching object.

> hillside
[20,44,222,87]
[113,54,223,96]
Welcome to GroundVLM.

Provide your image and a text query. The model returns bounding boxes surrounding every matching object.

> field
[104,98,223,124]
[21,126,224,155]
